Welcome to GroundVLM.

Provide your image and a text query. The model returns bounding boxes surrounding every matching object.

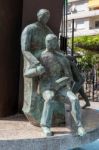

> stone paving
[0,101,99,140]
[0,114,72,140]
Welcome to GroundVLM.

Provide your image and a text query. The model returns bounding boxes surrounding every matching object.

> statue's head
[45,34,58,50]
[37,9,50,24]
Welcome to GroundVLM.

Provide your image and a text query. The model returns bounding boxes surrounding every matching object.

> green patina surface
[21,9,86,136]
[21,9,65,126]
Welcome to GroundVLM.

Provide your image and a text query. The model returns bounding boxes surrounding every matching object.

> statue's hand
[53,77,70,91]
[24,64,45,78]
[36,64,45,75]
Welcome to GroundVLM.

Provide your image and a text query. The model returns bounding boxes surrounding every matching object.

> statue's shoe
[77,126,86,137]
[41,126,53,136]
[82,102,90,109]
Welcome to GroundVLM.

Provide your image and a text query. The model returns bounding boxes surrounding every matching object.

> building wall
[90,16,99,29]
[22,0,63,35]
[0,0,23,117]
[69,0,88,13]
[67,0,99,37]
[75,18,89,30]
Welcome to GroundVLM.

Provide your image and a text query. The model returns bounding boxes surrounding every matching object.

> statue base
[0,101,99,150]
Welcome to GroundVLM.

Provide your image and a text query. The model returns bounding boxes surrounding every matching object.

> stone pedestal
[0,101,99,150]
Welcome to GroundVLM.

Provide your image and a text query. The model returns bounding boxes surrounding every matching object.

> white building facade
[67,0,99,37]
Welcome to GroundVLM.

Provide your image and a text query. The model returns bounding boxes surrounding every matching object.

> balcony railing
[68,9,99,20]
[67,28,99,37]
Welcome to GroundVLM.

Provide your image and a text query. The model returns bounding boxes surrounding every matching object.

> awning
[88,0,99,8]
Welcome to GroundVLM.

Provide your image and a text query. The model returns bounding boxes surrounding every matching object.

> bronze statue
[21,9,86,137]
[39,34,86,136]
[21,9,54,124]
[66,56,90,109]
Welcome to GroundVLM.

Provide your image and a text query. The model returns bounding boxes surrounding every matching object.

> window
[95,21,99,28]
[76,20,85,30]
[74,1,88,12]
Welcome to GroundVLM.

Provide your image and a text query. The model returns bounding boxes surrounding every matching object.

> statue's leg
[79,86,90,109]
[60,89,86,136]
[66,91,81,126]
[72,80,84,94]
[70,62,85,94]
[40,90,55,136]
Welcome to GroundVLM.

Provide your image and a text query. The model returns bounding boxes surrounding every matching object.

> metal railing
[60,0,99,101]
[84,65,99,101]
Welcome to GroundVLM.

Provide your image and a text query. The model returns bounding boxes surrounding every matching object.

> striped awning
[88,0,99,8]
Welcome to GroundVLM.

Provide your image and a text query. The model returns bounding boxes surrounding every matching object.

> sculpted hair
[37,9,50,17]
[45,34,57,42]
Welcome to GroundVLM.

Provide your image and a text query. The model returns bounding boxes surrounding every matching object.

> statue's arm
[24,64,45,78]
[21,26,39,67]
[21,26,45,77]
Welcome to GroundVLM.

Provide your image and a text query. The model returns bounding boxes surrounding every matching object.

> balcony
[68,9,99,20]
[68,28,99,37]
[88,0,99,9]
[68,0,80,2]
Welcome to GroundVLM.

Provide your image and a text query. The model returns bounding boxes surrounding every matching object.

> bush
[73,35,99,52]
[68,35,99,72]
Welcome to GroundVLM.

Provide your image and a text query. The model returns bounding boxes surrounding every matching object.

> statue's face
[46,34,58,50]
[37,9,50,24]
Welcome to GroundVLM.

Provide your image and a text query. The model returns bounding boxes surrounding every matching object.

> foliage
[73,35,99,52]
[76,50,94,71]
[68,35,99,71]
